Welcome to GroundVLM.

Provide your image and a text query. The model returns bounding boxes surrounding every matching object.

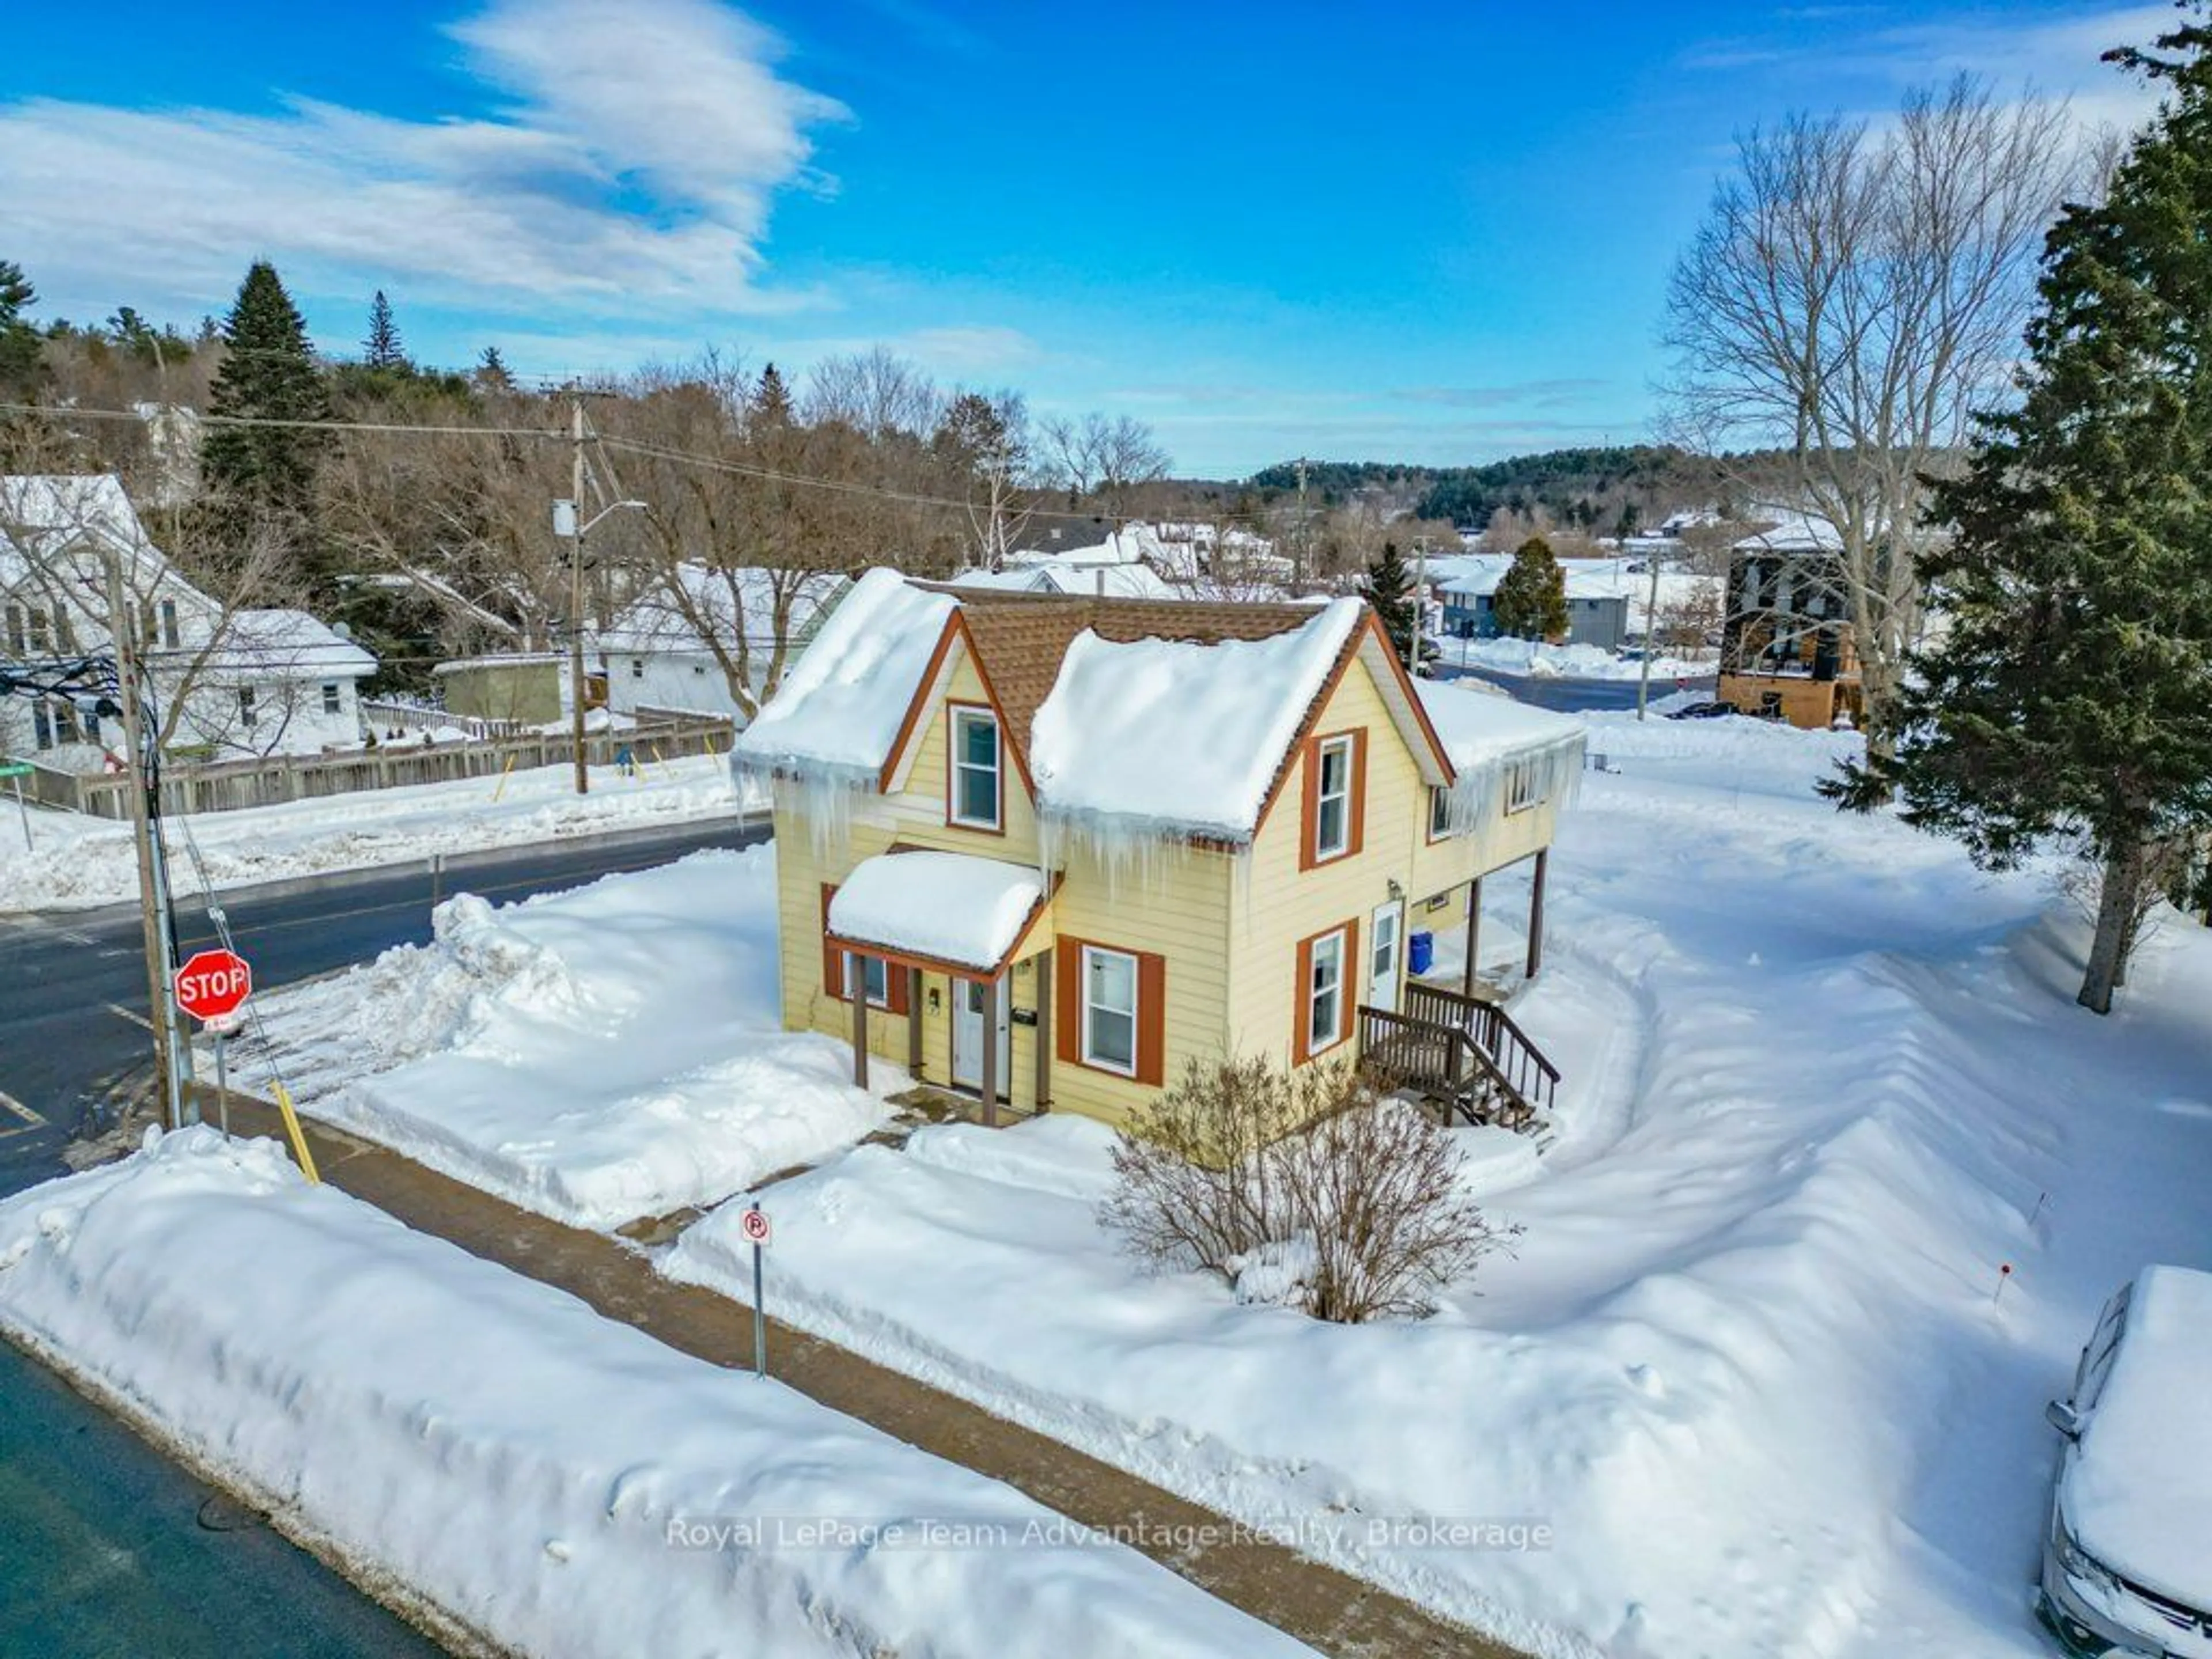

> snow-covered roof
[0,473,166,592]
[593,566,850,656]
[827,850,1047,972]
[203,609,377,679]
[1416,679,1586,830]
[1003,527,1156,571]
[948,563,1184,601]
[1028,599,1363,843]
[730,569,959,782]
[1732,509,1844,555]
[432,653,567,676]
[2069,1264,2212,1605]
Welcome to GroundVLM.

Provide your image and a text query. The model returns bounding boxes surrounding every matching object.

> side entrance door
[950,976,1012,1092]
[1368,899,1404,1014]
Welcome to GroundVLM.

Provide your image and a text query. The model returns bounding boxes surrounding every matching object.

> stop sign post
[173,948,252,1137]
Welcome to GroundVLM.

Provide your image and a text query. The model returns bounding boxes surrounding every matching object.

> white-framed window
[1506,759,1545,814]
[159,599,180,648]
[630,657,645,679]
[321,682,342,715]
[843,951,891,1009]
[1306,927,1349,1055]
[1429,785,1453,839]
[1313,733,1355,861]
[950,706,1002,830]
[237,685,257,729]
[1081,945,1138,1075]
[3,603,25,655]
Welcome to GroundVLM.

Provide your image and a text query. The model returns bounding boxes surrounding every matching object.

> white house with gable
[593,565,851,726]
[0,474,374,767]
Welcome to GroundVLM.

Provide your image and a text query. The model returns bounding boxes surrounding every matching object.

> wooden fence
[359,698,529,743]
[14,714,736,820]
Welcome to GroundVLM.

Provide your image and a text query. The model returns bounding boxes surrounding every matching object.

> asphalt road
[1435,664,1718,713]
[0,812,769,1659]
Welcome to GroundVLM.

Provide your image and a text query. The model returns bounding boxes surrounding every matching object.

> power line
[0,400,1278,529]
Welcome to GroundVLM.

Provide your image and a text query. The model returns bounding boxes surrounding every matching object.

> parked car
[2038,1264,2212,1658]
[1665,700,1735,721]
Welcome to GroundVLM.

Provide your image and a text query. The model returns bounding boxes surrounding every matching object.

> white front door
[950,976,1012,1092]
[1368,899,1404,1014]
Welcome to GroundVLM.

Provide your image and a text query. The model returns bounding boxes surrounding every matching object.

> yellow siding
[769,631,1565,1126]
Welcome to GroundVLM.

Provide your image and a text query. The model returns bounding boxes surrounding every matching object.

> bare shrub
[1100,1057,1520,1323]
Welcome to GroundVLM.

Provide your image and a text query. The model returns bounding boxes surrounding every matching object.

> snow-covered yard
[0,1129,1315,1659]
[241,847,885,1230]
[647,712,2212,1659]
[1445,634,1715,683]
[0,748,753,914]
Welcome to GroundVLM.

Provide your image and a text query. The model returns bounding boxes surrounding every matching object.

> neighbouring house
[0,474,374,766]
[1716,512,1862,729]
[948,562,1185,601]
[594,565,851,726]
[732,570,1586,1131]
[1434,554,1633,650]
[430,653,567,728]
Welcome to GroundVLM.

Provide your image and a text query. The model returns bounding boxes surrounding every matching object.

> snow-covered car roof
[2068,1263,2212,1606]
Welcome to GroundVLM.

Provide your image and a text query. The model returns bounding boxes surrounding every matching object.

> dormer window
[949,706,1002,830]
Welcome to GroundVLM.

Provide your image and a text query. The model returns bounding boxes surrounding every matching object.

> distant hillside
[1247,446,1795,531]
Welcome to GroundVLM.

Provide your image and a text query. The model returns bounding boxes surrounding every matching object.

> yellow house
[732,570,1586,1131]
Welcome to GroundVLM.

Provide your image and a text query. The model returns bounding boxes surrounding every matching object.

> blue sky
[0,0,2168,476]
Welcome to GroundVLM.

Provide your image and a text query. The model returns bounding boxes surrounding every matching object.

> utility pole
[1293,457,1310,596]
[1635,545,1664,721]
[568,394,590,796]
[104,551,187,1129]
[1412,535,1429,676]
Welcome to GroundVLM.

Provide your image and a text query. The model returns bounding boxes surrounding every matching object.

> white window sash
[1081,945,1138,1074]
[950,709,1002,828]
[1314,736,1354,859]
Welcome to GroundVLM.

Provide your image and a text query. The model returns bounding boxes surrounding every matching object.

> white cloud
[0,0,846,324]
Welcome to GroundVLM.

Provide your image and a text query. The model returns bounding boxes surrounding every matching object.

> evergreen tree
[202,261,331,528]
[752,361,793,427]
[1360,541,1422,667]
[1493,535,1569,640]
[475,344,513,390]
[0,259,43,394]
[363,289,405,370]
[1830,9,2212,1014]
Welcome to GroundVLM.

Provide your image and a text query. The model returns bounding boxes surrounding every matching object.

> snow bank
[241,847,885,1229]
[0,749,751,915]
[1029,597,1361,846]
[0,1130,1315,1659]
[1447,635,1713,682]
[829,850,1045,970]
[667,713,2212,1659]
[731,569,956,784]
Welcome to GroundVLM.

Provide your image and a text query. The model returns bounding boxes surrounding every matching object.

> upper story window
[1506,759,1546,815]
[949,706,1002,830]
[160,600,179,649]
[321,682,342,715]
[1429,785,1454,839]
[1313,733,1356,861]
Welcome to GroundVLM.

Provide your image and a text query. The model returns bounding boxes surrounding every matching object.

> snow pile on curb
[0,1130,1315,1659]
[246,847,885,1230]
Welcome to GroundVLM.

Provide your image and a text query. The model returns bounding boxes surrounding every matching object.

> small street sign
[740,1206,773,1247]
[200,1009,247,1038]
[744,1202,771,1381]
[0,762,32,779]
[174,948,253,1025]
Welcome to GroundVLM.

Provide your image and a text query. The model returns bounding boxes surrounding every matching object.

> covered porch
[824,849,1056,1127]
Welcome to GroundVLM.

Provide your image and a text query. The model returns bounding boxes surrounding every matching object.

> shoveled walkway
[206,1090,1525,1659]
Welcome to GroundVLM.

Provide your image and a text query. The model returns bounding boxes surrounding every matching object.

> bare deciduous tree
[1101,1056,1518,1324]
[1040,411,1171,516]
[1662,75,2080,752]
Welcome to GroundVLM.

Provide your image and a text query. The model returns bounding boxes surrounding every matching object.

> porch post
[908,967,925,1075]
[1526,851,1547,979]
[979,974,999,1128]
[1033,950,1054,1112]
[1463,877,1482,998]
[851,955,870,1089]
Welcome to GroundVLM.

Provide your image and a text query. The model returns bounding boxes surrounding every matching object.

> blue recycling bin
[1407,930,1435,977]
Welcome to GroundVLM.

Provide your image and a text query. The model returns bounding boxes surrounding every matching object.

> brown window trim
[944,699,1006,835]
[1298,728,1367,871]
[1291,916,1360,1066]
[1055,933,1166,1085]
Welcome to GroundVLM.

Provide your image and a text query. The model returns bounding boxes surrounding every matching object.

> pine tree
[1360,541,1422,667]
[752,361,793,427]
[475,344,513,390]
[1830,8,2212,1014]
[202,261,332,527]
[0,259,43,394]
[363,289,404,370]
[1493,535,1569,640]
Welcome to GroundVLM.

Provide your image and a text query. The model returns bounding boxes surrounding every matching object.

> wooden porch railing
[1401,980,1559,1122]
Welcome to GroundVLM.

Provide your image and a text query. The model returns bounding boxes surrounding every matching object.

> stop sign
[174,948,252,1025]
